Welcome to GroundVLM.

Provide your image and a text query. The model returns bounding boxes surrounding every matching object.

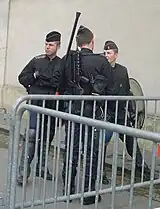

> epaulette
[99,53,105,56]
[34,54,46,59]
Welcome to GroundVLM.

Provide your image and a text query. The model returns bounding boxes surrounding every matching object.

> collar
[45,54,57,61]
[80,48,93,53]
[111,63,117,69]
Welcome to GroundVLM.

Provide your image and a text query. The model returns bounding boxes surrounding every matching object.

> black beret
[45,31,61,42]
[104,40,118,51]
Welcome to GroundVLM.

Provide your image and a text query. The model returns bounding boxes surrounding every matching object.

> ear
[91,38,94,45]
[91,38,94,49]
[57,43,61,49]
[115,52,118,59]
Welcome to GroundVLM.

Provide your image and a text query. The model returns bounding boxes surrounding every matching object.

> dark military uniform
[17,31,61,185]
[108,63,145,166]
[103,40,150,182]
[59,46,114,204]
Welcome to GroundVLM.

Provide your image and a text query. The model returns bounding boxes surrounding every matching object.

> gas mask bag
[92,75,107,95]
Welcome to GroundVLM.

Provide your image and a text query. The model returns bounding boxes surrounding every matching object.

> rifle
[72,49,84,95]
[66,12,81,60]
[63,12,85,95]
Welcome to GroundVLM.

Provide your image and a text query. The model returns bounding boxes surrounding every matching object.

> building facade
[0,0,160,112]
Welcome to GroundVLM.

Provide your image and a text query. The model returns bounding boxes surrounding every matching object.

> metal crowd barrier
[3,95,160,209]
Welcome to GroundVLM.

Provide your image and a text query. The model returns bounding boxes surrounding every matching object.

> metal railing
[4,95,160,209]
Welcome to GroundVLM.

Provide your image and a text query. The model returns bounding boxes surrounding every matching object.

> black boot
[83,180,102,205]
[36,141,52,181]
[17,129,36,186]
[36,165,52,181]
[133,145,151,181]
[102,173,110,185]
[62,169,76,203]
[102,144,109,184]
[135,162,159,181]
[102,165,110,185]
[135,147,151,181]
[83,194,102,205]
[63,183,76,203]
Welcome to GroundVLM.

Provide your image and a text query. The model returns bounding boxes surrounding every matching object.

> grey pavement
[0,147,160,209]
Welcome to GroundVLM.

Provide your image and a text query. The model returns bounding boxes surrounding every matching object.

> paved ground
[0,145,160,209]
[0,112,160,208]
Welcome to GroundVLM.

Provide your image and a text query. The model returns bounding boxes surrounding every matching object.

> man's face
[104,49,118,65]
[45,41,60,56]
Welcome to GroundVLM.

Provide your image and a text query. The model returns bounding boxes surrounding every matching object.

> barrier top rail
[12,94,160,117]
[16,104,160,143]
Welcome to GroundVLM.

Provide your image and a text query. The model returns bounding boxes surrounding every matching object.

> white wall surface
[0,0,160,111]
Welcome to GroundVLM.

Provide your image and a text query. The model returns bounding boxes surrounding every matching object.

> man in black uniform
[17,31,61,185]
[59,26,114,205]
[103,40,151,179]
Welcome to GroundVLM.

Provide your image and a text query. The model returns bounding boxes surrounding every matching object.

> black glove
[129,111,136,127]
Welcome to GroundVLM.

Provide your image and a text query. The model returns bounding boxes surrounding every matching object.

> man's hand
[130,112,136,121]
[34,71,40,78]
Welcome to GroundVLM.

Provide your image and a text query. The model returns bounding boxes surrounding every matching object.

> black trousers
[62,122,100,189]
[117,118,143,167]
[25,99,55,166]
[62,102,101,190]
[106,115,143,167]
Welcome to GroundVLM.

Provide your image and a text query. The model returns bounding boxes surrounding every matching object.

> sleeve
[18,58,36,88]
[124,67,131,95]
[101,58,116,95]
[124,67,135,113]
[56,56,67,113]
[58,56,67,95]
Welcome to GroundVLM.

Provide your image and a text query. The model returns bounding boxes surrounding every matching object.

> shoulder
[34,54,46,60]
[98,54,108,62]
[96,54,111,68]
[83,52,107,63]
[116,63,128,72]
[56,56,61,60]
[62,50,76,61]
[92,53,108,63]
[55,56,61,64]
